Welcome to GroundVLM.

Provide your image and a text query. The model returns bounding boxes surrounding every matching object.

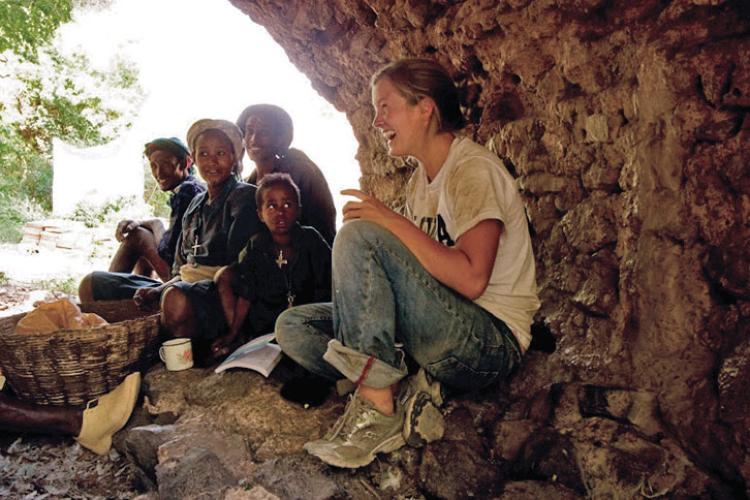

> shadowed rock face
[225,0,749,496]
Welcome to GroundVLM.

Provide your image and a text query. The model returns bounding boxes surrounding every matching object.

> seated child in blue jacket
[211,173,332,361]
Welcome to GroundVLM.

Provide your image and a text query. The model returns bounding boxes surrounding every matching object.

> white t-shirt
[403,136,540,351]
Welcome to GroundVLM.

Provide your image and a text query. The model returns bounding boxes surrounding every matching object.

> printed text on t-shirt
[413,214,455,247]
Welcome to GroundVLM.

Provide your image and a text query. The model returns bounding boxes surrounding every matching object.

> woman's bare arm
[341,189,500,300]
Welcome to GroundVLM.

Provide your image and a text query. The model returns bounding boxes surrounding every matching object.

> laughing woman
[276,59,540,468]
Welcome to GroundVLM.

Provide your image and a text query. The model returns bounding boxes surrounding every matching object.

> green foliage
[0,0,73,61]
[9,49,140,154]
[34,275,78,296]
[0,125,53,210]
[0,0,143,238]
[0,193,45,243]
[70,195,136,228]
[0,197,27,242]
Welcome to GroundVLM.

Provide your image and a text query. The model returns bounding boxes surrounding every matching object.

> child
[237,104,337,245]
[211,173,331,359]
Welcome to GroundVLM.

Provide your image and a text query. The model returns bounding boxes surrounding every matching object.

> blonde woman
[276,59,540,468]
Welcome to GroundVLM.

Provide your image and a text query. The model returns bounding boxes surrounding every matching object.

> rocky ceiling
[230,0,749,496]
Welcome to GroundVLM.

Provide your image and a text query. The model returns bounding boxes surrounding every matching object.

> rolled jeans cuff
[323,340,407,389]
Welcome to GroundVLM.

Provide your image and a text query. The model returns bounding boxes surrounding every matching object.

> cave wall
[230,0,749,494]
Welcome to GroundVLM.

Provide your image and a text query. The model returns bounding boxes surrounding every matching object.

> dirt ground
[0,230,145,499]
[0,225,114,316]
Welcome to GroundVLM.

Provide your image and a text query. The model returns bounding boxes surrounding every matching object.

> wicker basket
[0,300,160,407]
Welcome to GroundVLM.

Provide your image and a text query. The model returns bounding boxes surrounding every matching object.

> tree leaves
[0,1,143,241]
[0,0,73,62]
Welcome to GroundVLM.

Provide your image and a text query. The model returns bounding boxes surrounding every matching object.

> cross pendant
[275,250,288,268]
[191,237,201,254]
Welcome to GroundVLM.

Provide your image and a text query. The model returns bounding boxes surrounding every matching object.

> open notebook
[214,333,282,377]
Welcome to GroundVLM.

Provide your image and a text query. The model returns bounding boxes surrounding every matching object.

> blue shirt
[157,175,205,266]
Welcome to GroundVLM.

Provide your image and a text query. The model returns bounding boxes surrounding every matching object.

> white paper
[214,333,282,377]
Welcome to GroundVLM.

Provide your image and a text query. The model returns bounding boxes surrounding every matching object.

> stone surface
[133,365,430,497]
[184,372,251,407]
[498,480,583,500]
[156,446,237,500]
[718,337,750,498]
[181,0,750,495]
[515,428,585,494]
[493,419,537,463]
[571,420,719,498]
[418,408,503,498]
[125,424,177,486]
[250,456,343,499]
[128,359,747,497]
[224,486,279,500]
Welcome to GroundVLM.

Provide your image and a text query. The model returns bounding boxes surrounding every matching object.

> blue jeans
[88,271,161,301]
[276,220,521,391]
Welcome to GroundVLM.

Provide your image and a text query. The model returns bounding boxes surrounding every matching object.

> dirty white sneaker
[400,368,445,447]
[305,391,406,468]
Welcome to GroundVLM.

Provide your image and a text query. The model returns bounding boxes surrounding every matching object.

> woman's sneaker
[400,369,445,447]
[304,391,406,469]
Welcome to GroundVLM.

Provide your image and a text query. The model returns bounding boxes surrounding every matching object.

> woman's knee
[333,220,388,253]
[276,305,328,355]
[275,308,302,352]
[333,221,402,269]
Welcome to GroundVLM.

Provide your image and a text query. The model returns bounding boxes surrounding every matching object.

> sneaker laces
[325,393,363,441]
[328,394,385,445]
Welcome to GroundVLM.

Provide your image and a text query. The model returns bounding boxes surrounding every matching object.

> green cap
[144,137,190,160]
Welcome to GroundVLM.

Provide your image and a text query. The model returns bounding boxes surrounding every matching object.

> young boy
[110,137,205,280]
[78,137,205,301]
[211,173,332,359]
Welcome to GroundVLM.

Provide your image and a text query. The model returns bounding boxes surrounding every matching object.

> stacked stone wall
[231,0,749,495]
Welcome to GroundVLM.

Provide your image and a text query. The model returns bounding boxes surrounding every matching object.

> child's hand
[210,334,236,359]
[133,287,161,311]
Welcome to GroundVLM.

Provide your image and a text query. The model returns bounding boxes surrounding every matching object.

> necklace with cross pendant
[275,249,288,268]
[275,249,295,308]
